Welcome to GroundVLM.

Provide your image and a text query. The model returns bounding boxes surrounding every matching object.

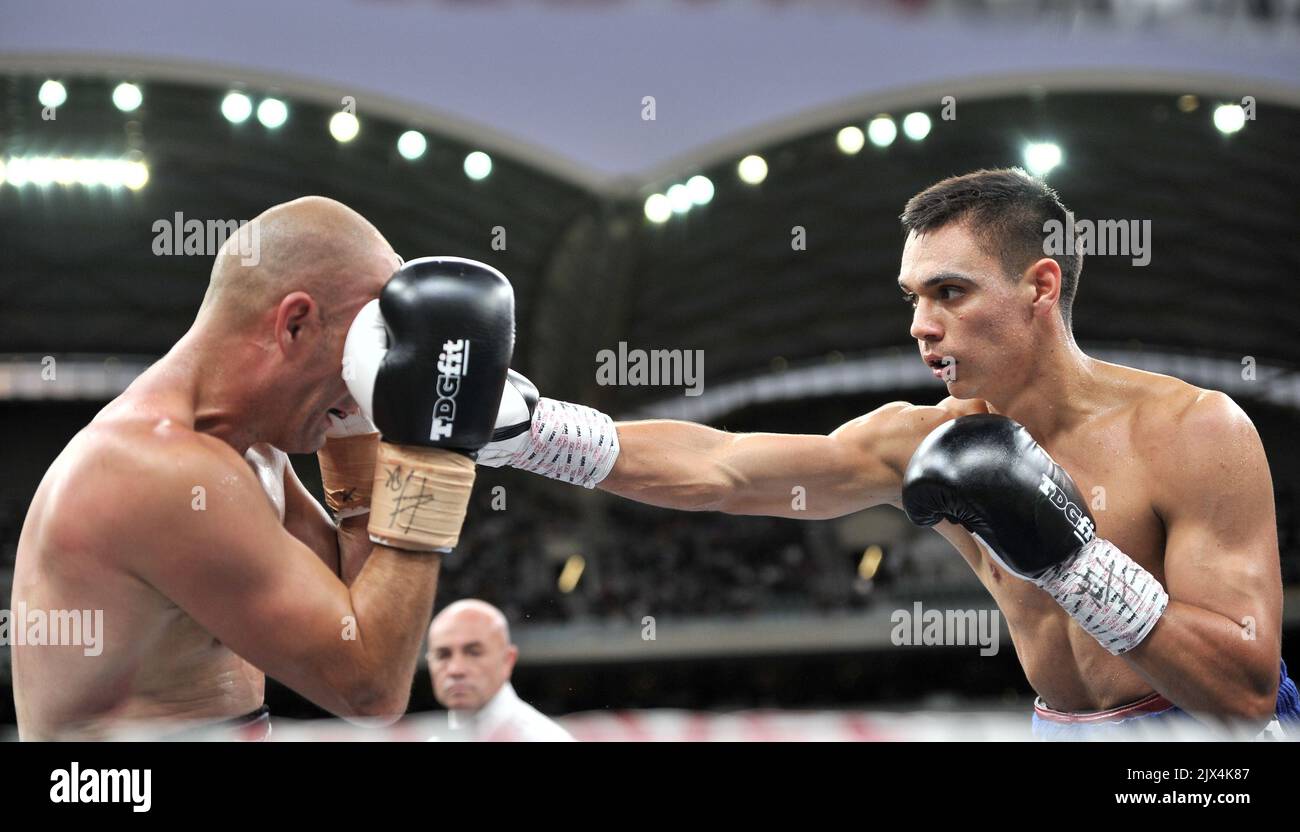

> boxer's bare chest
[930,403,1171,709]
[13,426,269,734]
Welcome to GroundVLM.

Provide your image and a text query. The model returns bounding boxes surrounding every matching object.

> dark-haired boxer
[477,169,1297,738]
[11,197,514,740]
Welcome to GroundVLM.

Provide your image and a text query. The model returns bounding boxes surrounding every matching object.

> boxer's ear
[274,291,318,347]
[1026,258,1062,318]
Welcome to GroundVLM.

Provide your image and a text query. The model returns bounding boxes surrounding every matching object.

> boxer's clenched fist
[477,369,539,465]
[345,257,514,551]
[901,414,1096,579]
[903,415,1168,655]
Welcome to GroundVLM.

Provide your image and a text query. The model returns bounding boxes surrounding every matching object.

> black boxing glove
[902,415,1168,655]
[347,257,515,452]
[901,414,1095,580]
[344,257,514,550]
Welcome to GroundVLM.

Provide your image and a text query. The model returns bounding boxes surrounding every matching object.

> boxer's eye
[938,286,964,300]
[901,292,918,307]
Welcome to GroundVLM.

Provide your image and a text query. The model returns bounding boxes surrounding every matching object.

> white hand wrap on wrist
[1037,537,1169,655]
[506,397,620,488]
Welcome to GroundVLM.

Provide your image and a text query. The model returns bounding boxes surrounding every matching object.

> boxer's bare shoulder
[1100,363,1274,558]
[30,403,253,571]
[1094,361,1260,479]
[1095,359,1224,416]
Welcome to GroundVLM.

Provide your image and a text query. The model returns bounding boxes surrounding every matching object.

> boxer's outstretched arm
[119,437,437,721]
[600,401,941,519]
[1123,392,1283,725]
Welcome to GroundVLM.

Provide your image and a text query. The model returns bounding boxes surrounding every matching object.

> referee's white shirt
[437,683,574,742]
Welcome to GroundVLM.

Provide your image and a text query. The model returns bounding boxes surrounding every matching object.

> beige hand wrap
[367,442,477,552]
[318,432,380,520]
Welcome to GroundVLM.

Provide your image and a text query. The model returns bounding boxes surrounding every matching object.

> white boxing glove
[478,370,620,489]
[325,410,378,439]
[477,370,540,467]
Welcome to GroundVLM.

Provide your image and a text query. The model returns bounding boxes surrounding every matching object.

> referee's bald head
[429,599,511,645]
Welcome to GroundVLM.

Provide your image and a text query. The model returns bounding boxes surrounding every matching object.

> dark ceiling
[0,73,597,371]
[617,92,1300,397]
[2,77,1298,408]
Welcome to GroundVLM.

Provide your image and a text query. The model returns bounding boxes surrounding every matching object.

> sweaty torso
[11,385,283,739]
[892,366,1189,712]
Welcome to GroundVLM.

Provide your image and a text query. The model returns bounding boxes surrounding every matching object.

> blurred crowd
[1,476,1297,640]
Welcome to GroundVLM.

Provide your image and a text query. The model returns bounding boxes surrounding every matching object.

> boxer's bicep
[715,401,927,518]
[1159,393,1281,647]
[128,449,368,714]
[814,401,953,515]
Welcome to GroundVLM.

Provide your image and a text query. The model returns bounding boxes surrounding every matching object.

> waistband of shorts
[1033,691,1175,724]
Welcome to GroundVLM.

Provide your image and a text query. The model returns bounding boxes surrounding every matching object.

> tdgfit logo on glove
[1038,473,1096,545]
[430,339,469,440]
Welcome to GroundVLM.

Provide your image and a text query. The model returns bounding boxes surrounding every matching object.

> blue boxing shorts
[1032,660,1299,741]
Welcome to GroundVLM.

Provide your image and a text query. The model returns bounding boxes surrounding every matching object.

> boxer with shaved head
[12,197,515,740]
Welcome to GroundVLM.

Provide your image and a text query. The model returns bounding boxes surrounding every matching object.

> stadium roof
[2,0,1297,188]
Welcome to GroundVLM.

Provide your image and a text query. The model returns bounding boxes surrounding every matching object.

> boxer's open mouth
[328,408,347,419]
[924,355,955,380]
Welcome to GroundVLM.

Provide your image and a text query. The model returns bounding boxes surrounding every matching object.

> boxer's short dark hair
[900,168,1081,328]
